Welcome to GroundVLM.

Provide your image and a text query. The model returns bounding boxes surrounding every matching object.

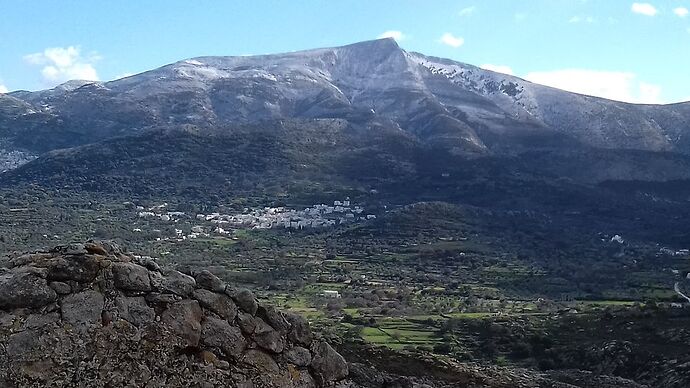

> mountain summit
[3,38,690,159]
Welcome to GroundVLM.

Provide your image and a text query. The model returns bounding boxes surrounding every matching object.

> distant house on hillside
[322,290,341,298]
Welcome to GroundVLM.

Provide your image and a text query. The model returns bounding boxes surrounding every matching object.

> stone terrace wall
[0,241,350,388]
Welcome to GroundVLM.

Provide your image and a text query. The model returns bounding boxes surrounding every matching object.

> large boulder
[152,269,196,296]
[115,296,155,327]
[258,305,291,333]
[49,281,71,295]
[228,288,259,315]
[284,346,312,367]
[310,341,349,385]
[237,311,259,334]
[61,290,104,329]
[112,262,152,292]
[192,289,238,321]
[46,254,102,283]
[194,270,225,293]
[200,316,247,358]
[242,349,281,375]
[0,267,56,309]
[253,317,285,353]
[286,312,314,347]
[160,300,203,346]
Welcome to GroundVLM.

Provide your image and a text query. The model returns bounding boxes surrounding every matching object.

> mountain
[2,38,690,157]
[1,38,690,241]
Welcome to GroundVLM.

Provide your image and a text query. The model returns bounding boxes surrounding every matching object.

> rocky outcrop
[0,241,350,387]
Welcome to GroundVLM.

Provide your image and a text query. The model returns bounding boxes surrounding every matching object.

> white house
[323,290,341,298]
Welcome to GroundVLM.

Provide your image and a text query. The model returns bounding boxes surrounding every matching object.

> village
[134,198,377,240]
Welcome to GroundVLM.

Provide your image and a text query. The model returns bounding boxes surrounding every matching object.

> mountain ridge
[2,38,689,160]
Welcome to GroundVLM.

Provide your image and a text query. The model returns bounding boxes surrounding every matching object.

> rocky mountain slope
[0,38,688,204]
[2,38,690,158]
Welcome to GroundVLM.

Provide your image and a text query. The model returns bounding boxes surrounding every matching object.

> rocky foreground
[0,241,651,388]
[0,241,348,387]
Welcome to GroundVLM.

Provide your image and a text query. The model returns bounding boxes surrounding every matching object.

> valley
[1,184,689,386]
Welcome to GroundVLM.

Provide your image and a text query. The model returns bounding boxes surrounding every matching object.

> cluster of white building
[136,203,187,222]
[133,199,377,238]
[659,247,690,257]
[195,199,376,230]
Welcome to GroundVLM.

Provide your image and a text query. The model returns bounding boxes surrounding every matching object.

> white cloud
[439,33,465,48]
[377,30,405,41]
[569,15,595,23]
[524,69,664,104]
[458,6,476,17]
[638,82,662,103]
[631,3,658,16]
[514,12,528,22]
[480,64,514,75]
[24,46,100,86]
[0,84,8,93]
[673,7,689,17]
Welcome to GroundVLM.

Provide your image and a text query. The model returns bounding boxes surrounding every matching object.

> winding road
[674,282,690,303]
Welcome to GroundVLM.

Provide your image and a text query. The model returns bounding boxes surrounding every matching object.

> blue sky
[1,0,689,104]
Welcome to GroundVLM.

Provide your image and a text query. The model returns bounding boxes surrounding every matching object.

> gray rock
[200,316,247,358]
[192,289,237,321]
[49,281,71,295]
[284,346,312,367]
[0,312,15,329]
[23,312,60,329]
[194,270,225,293]
[228,288,258,315]
[145,292,181,305]
[61,290,104,328]
[133,256,160,271]
[6,330,40,357]
[151,269,196,296]
[46,254,101,283]
[61,243,88,256]
[0,242,355,388]
[286,312,313,346]
[310,341,348,384]
[242,349,280,374]
[116,296,155,327]
[161,300,203,346]
[112,262,152,292]
[253,317,285,353]
[237,311,259,335]
[0,267,57,309]
[258,305,290,333]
